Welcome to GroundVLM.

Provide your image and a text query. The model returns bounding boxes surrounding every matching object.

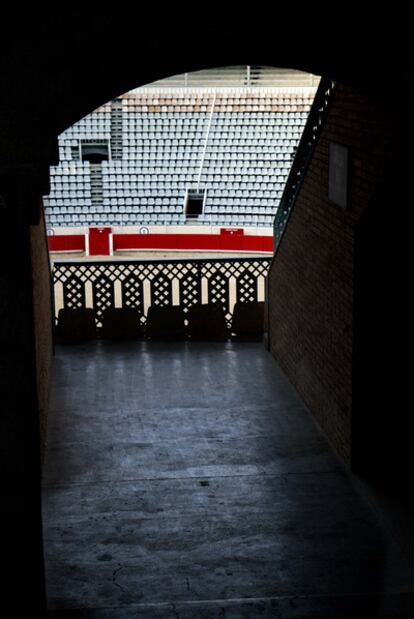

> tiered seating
[44,86,316,228]
[60,102,111,142]
[46,163,92,226]
[203,92,309,227]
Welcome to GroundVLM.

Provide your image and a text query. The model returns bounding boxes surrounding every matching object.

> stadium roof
[137,66,320,90]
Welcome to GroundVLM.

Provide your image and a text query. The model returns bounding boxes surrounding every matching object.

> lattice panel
[53,258,271,328]
[151,272,172,307]
[62,274,86,310]
[121,274,144,313]
[92,275,115,327]
[207,270,231,318]
[237,270,258,304]
[179,268,201,313]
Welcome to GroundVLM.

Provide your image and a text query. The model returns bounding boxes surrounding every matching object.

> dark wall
[0,184,46,609]
[30,204,54,459]
[268,83,392,465]
[1,9,412,168]
[353,116,414,491]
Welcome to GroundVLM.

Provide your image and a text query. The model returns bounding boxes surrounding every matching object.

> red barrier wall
[47,235,85,252]
[48,232,274,253]
[113,233,273,253]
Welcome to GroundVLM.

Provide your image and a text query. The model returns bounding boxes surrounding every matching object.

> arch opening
[39,64,414,617]
[2,15,414,616]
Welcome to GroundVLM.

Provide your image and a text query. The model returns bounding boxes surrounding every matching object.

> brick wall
[30,203,54,460]
[268,83,391,465]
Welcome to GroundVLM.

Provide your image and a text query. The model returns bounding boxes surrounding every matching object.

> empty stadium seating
[43,69,317,229]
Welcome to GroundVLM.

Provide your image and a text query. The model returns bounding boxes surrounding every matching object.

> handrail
[197,92,216,191]
[265,77,337,352]
[52,256,268,267]
[272,77,337,254]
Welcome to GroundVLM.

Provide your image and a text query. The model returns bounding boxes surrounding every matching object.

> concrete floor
[42,342,414,618]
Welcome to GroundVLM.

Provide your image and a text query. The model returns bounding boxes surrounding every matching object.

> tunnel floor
[43,341,414,618]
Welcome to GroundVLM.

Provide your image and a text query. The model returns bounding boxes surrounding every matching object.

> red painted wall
[113,233,273,253]
[48,232,273,253]
[47,235,85,252]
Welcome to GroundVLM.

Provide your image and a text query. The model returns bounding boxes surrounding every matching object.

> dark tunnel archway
[1,9,414,615]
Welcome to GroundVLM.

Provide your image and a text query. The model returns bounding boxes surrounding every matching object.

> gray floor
[42,342,414,618]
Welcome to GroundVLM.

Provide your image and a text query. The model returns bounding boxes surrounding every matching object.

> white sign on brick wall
[328,142,349,209]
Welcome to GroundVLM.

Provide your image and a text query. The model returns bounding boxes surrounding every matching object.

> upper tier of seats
[44,82,317,229]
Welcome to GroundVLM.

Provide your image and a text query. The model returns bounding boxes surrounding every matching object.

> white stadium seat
[44,85,314,228]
